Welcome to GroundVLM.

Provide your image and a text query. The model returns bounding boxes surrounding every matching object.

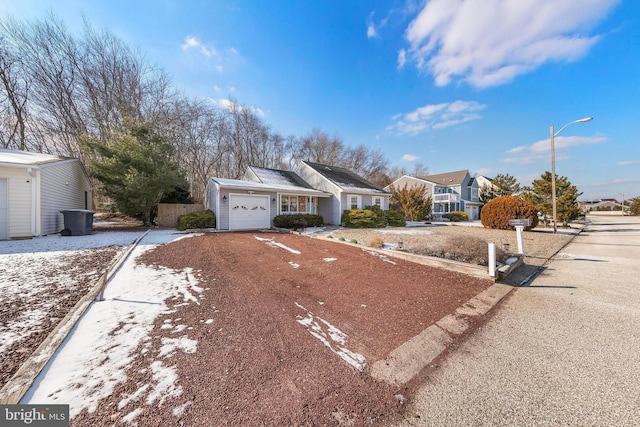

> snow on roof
[302,161,388,194]
[210,177,330,196]
[249,166,313,188]
[0,148,68,166]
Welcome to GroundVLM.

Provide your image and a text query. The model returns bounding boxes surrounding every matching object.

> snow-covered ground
[1,230,204,421]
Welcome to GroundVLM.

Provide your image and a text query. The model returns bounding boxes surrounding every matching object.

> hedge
[273,214,324,229]
[177,209,216,231]
[444,211,469,222]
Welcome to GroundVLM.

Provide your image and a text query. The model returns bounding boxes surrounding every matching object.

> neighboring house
[0,148,92,240]
[475,175,494,201]
[294,161,390,226]
[385,170,483,220]
[578,199,621,213]
[205,162,390,230]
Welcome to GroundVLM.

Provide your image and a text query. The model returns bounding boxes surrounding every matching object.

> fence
[157,203,204,228]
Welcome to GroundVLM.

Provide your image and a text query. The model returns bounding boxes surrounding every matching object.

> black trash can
[60,209,95,236]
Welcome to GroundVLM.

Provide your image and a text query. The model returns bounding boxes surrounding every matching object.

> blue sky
[3,0,639,200]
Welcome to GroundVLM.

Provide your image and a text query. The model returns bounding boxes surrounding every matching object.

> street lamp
[619,192,625,216]
[550,117,593,233]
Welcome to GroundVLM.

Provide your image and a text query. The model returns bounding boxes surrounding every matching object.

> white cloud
[397,49,407,69]
[388,100,485,135]
[502,135,606,164]
[618,160,640,166]
[367,12,379,38]
[213,85,221,92]
[401,0,620,88]
[401,154,419,162]
[181,35,215,57]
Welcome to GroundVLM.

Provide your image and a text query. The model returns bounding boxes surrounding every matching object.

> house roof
[301,161,387,194]
[247,166,314,189]
[0,148,68,166]
[422,170,469,186]
[209,177,331,196]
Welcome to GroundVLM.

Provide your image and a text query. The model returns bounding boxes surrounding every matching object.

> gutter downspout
[27,167,37,236]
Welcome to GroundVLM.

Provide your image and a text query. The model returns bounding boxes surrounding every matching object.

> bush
[368,236,384,248]
[342,206,405,228]
[444,211,469,222]
[177,210,216,231]
[481,195,539,230]
[385,210,406,227]
[273,214,324,229]
[342,209,385,228]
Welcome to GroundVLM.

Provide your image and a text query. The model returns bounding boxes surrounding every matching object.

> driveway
[17,231,494,426]
[400,214,640,426]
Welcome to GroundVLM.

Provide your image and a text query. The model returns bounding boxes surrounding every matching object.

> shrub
[349,239,358,244]
[369,236,385,248]
[177,209,216,231]
[444,211,469,222]
[342,206,405,228]
[342,209,384,228]
[481,195,539,230]
[273,214,324,229]
[385,209,406,227]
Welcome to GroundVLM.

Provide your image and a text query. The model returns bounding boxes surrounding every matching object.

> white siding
[0,178,7,240]
[0,167,33,238]
[39,160,92,236]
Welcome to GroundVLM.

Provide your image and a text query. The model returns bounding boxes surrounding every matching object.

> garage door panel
[229,195,270,230]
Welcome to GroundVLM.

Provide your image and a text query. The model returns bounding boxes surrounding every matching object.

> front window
[348,194,361,210]
[280,195,318,215]
[372,196,383,208]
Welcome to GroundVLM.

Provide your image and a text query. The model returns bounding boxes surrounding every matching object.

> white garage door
[229,194,270,230]
[0,178,7,240]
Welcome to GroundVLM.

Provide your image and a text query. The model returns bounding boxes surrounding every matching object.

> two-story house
[385,170,483,220]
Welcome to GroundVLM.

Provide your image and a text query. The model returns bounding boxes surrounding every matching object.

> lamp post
[550,117,593,233]
[619,192,625,216]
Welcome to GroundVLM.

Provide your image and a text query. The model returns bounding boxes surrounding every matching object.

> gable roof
[422,170,469,186]
[209,177,330,196]
[301,161,387,194]
[246,166,313,189]
[0,148,68,167]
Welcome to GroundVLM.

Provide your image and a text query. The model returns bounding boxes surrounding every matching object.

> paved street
[400,215,640,426]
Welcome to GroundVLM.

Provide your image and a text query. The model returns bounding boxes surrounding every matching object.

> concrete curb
[370,283,512,386]
[0,231,148,405]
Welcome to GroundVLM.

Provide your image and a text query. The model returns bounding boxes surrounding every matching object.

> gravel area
[311,222,579,268]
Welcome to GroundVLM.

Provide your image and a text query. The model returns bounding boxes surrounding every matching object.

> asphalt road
[399,215,640,426]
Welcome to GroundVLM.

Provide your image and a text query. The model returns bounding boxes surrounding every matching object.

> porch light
[222,195,227,202]
[272,197,276,203]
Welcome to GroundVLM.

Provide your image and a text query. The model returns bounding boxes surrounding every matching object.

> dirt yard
[69,231,494,426]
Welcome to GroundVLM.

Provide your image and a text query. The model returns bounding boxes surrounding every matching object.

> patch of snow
[20,230,204,420]
[0,231,144,255]
[376,229,433,235]
[204,319,214,324]
[159,336,198,358]
[294,302,366,371]
[366,251,397,265]
[300,227,325,235]
[322,257,337,262]
[288,261,300,268]
[121,407,144,423]
[254,235,301,254]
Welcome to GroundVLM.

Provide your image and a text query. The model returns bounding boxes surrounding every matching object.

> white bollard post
[488,242,496,278]
[515,225,524,255]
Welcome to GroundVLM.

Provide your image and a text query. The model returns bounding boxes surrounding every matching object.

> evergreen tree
[480,173,521,203]
[629,197,640,216]
[521,171,582,224]
[82,122,188,225]
[389,183,433,221]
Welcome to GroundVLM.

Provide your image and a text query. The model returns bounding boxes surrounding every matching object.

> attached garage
[206,177,330,231]
[228,194,270,230]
